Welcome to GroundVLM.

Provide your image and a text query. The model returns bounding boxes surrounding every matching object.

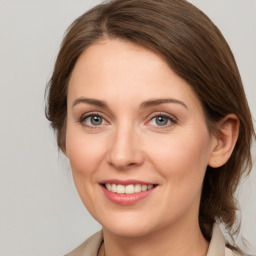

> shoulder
[65,230,103,256]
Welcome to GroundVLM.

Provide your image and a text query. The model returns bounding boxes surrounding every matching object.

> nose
[107,124,144,170]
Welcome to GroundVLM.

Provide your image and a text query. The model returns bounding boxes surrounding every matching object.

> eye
[148,114,176,127]
[81,114,107,127]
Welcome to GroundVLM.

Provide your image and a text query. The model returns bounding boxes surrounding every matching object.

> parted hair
[45,0,255,253]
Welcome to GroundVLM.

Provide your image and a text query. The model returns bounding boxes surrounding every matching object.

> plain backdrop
[0,0,255,255]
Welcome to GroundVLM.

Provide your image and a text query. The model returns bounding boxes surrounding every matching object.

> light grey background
[0,1,255,255]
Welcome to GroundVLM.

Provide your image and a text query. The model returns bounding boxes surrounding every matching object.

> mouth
[101,183,158,194]
[99,179,158,205]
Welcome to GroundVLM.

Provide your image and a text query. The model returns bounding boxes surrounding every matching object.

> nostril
[128,162,137,166]
[107,139,144,170]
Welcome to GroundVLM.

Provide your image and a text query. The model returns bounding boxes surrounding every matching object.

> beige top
[65,223,238,256]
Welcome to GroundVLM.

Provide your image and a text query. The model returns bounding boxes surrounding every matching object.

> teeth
[106,183,112,191]
[134,184,142,193]
[105,183,155,194]
[116,184,125,194]
[141,185,147,191]
[126,184,134,194]
[147,184,153,190]
[112,184,117,192]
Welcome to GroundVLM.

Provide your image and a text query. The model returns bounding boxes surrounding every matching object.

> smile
[104,183,155,194]
[100,180,158,205]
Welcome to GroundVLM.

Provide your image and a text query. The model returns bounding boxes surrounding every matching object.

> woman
[45,0,255,255]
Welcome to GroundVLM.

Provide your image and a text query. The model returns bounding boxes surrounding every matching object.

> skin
[65,39,239,256]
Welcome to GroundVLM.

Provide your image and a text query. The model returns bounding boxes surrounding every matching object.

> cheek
[65,126,109,212]
[65,127,106,178]
[146,129,211,221]
[146,129,211,186]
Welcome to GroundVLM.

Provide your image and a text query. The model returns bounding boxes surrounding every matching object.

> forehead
[68,39,202,111]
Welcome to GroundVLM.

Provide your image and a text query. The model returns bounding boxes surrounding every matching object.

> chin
[97,213,159,238]
[105,223,153,238]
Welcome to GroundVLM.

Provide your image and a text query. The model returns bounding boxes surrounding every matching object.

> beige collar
[206,223,226,256]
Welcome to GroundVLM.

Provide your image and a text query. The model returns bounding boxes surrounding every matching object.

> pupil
[91,116,102,125]
[156,116,168,126]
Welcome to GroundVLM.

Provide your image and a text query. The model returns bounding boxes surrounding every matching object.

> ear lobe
[208,114,239,168]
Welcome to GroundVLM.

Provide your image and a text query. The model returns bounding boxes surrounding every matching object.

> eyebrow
[140,98,188,109]
[72,97,188,109]
[72,97,108,108]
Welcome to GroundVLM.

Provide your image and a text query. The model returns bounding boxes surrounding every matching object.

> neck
[102,220,209,256]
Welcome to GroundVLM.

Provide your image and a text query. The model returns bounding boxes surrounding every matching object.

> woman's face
[66,39,216,237]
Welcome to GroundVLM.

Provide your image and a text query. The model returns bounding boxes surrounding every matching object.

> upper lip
[99,179,156,185]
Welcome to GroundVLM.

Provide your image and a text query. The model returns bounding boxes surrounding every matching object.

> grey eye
[90,115,103,125]
[149,115,172,126]
[155,116,169,126]
[83,115,105,126]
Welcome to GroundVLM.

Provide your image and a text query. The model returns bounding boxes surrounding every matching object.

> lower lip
[101,185,156,205]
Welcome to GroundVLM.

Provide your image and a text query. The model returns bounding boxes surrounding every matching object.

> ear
[208,114,239,168]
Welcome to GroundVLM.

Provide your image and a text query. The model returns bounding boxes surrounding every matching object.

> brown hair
[45,0,255,253]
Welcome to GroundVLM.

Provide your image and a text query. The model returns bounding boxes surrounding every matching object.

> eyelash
[78,112,177,129]
[79,112,109,129]
[146,112,177,128]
